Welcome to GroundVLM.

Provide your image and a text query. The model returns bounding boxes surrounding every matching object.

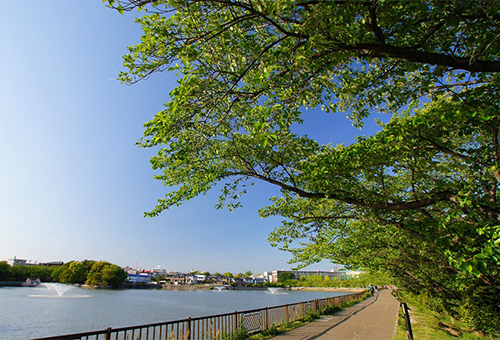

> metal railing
[30,291,365,340]
[400,302,414,340]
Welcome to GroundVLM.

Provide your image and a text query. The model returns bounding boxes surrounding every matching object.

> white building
[151,265,167,277]
[7,257,27,266]
[243,275,268,285]
[127,273,151,283]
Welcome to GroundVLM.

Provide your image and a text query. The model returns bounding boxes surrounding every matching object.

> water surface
[0,286,349,340]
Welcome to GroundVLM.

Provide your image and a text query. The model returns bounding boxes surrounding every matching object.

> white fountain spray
[43,283,75,296]
[266,287,287,294]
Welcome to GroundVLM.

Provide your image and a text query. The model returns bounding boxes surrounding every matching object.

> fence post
[401,303,414,340]
[264,307,268,331]
[104,327,112,340]
[285,304,289,323]
[186,317,191,340]
[233,311,238,332]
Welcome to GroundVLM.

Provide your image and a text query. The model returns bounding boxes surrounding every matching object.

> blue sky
[0,1,382,274]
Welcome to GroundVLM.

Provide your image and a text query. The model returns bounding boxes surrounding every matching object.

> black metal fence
[400,302,414,340]
[30,291,365,340]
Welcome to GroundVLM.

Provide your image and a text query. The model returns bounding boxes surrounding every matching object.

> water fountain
[28,283,92,298]
[214,286,226,291]
[43,283,75,296]
[266,287,287,294]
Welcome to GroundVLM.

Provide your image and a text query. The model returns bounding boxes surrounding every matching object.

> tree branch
[227,170,458,211]
[338,43,500,73]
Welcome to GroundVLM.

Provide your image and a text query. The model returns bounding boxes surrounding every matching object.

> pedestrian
[369,284,375,296]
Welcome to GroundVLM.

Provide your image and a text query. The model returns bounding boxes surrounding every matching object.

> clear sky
[0,1,383,274]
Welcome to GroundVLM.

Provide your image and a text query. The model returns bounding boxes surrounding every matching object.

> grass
[392,292,500,340]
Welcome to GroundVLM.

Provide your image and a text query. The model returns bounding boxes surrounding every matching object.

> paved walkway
[272,289,400,340]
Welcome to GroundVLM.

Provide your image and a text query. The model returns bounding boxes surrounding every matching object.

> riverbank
[127,284,367,292]
[294,287,366,293]
[0,281,24,286]
[160,284,269,290]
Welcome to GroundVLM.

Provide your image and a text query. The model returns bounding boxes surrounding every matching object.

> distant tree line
[0,260,127,288]
[277,272,392,289]
[190,270,254,278]
[0,261,55,282]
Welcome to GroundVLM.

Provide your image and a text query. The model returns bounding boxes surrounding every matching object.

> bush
[302,310,321,322]
[459,285,500,334]
[223,327,247,340]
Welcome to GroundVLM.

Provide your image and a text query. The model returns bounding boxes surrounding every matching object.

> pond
[0,286,351,340]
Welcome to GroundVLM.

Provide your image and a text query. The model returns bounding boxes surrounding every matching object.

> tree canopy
[109,0,500,332]
[0,262,56,282]
[52,260,127,288]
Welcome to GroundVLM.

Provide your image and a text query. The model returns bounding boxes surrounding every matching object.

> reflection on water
[0,287,348,340]
[27,294,93,298]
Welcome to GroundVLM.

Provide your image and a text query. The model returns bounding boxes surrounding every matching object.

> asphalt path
[271,289,400,340]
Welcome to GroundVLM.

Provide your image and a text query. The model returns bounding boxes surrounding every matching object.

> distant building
[233,277,244,285]
[345,270,363,279]
[123,266,141,275]
[243,276,267,285]
[194,274,206,282]
[164,272,188,285]
[253,276,267,284]
[4,257,63,267]
[151,265,167,277]
[7,257,27,266]
[210,275,231,284]
[39,261,64,266]
[126,273,151,283]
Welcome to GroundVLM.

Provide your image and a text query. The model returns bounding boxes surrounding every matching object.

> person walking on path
[271,289,400,340]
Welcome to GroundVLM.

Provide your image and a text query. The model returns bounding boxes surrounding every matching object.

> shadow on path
[272,289,399,340]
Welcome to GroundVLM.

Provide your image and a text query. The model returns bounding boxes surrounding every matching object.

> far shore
[297,287,367,293]
[157,285,367,292]
[0,281,366,294]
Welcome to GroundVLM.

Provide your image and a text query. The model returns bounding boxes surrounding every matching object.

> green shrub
[223,327,248,340]
[302,310,321,322]
[459,285,500,334]
[263,323,280,337]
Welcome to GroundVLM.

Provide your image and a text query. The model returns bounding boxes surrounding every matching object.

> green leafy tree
[51,260,125,287]
[99,263,128,288]
[4,264,56,282]
[55,260,95,284]
[339,271,392,288]
[26,265,56,282]
[223,272,233,278]
[109,0,500,332]
[0,261,11,281]
[278,272,295,283]
[85,261,126,288]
